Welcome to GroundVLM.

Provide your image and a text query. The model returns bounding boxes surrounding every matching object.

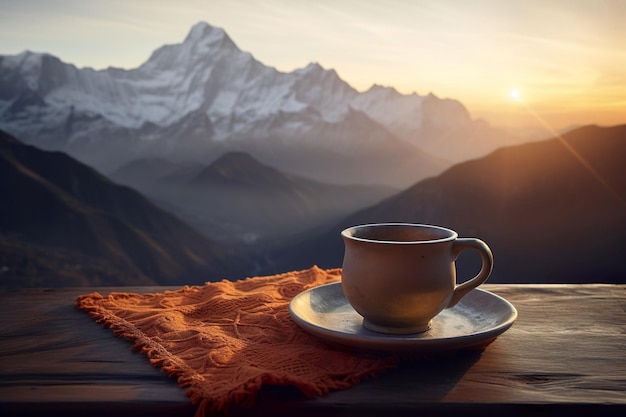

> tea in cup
[341,223,493,334]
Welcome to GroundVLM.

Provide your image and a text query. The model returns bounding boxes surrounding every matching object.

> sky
[1,0,625,131]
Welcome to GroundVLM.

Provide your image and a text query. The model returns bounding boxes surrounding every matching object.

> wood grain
[0,284,624,416]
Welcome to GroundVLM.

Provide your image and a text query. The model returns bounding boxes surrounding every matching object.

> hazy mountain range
[0,21,523,188]
[269,125,626,284]
[0,130,251,287]
[2,124,624,287]
[109,152,397,246]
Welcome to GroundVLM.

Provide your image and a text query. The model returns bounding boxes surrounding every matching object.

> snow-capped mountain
[0,21,519,187]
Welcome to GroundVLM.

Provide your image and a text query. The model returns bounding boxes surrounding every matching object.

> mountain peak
[185,22,225,42]
[365,84,402,97]
[298,62,338,77]
[0,50,43,71]
[182,21,238,51]
[139,21,240,79]
[190,152,286,187]
[210,151,263,174]
[303,62,324,71]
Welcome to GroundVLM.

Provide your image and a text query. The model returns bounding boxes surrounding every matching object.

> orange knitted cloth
[75,266,398,416]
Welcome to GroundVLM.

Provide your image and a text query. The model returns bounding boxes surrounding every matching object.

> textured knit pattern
[75,266,398,415]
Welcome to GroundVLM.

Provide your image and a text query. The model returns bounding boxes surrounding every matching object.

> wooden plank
[0,285,625,416]
[287,284,626,417]
[236,284,626,417]
[0,287,195,416]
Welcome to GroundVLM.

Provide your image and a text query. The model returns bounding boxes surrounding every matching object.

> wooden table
[1,284,624,416]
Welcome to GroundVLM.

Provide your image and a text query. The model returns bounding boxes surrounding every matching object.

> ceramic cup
[341,223,493,334]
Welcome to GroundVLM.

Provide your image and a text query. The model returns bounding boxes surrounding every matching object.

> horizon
[1,0,625,132]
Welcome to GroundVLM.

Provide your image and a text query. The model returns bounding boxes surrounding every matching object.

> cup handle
[447,238,494,307]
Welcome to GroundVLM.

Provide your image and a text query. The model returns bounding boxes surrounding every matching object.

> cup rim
[341,223,458,244]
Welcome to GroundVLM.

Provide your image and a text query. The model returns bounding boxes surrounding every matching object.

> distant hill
[269,125,626,284]
[108,157,204,188]
[110,151,398,245]
[189,151,300,187]
[0,130,249,288]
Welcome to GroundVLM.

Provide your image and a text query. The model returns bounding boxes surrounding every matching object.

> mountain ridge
[0,130,249,287]
[266,124,626,283]
[110,150,398,246]
[0,21,522,188]
[189,151,290,187]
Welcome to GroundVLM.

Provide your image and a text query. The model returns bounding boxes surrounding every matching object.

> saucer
[289,282,517,352]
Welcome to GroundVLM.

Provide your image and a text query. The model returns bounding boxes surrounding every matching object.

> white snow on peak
[0,21,473,153]
[185,22,227,44]
[351,85,425,133]
[297,62,324,74]
[1,50,42,69]
[1,51,47,90]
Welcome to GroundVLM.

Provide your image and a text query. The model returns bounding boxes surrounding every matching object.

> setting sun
[510,89,520,101]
